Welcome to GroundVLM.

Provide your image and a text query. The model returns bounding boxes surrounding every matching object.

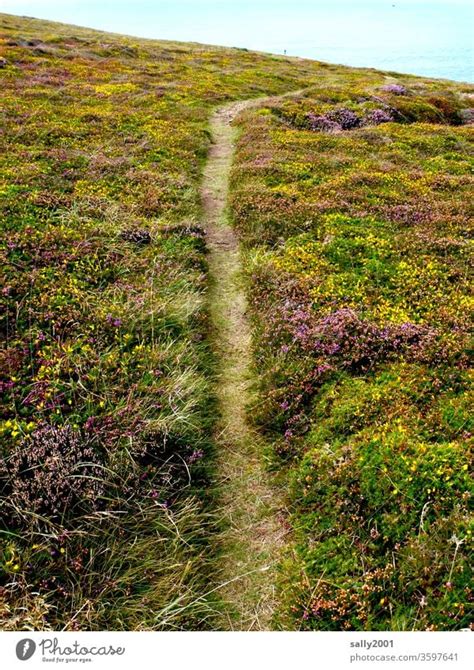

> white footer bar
[0,631,472,670]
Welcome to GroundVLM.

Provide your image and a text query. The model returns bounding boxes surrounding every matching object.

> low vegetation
[230,75,473,630]
[0,13,329,630]
[0,12,472,632]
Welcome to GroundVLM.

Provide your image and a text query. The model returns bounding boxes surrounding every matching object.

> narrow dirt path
[202,100,288,631]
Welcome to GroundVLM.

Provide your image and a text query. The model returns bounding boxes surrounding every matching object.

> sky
[1,0,473,81]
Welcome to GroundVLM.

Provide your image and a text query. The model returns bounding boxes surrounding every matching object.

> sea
[2,0,473,82]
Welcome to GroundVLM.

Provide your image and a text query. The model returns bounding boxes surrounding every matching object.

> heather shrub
[277,84,472,135]
[364,108,394,125]
[307,107,362,132]
[328,107,362,129]
[381,83,408,95]
[1,9,473,634]
[307,112,341,133]
[306,309,432,372]
[2,424,104,524]
[1,10,343,630]
[232,73,473,630]
[120,227,152,244]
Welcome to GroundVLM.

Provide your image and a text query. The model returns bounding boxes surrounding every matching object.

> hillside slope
[0,12,333,631]
[0,13,472,631]
[230,70,473,630]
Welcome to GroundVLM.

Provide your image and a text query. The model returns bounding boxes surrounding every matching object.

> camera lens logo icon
[16,639,36,661]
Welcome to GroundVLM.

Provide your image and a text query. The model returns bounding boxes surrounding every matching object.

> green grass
[230,77,473,630]
[0,12,472,631]
[0,12,329,630]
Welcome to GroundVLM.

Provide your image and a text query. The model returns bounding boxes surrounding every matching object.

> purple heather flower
[307,108,362,133]
[106,314,122,328]
[187,449,204,464]
[328,108,362,130]
[307,113,341,133]
[364,108,394,125]
[381,84,407,95]
[84,416,96,431]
